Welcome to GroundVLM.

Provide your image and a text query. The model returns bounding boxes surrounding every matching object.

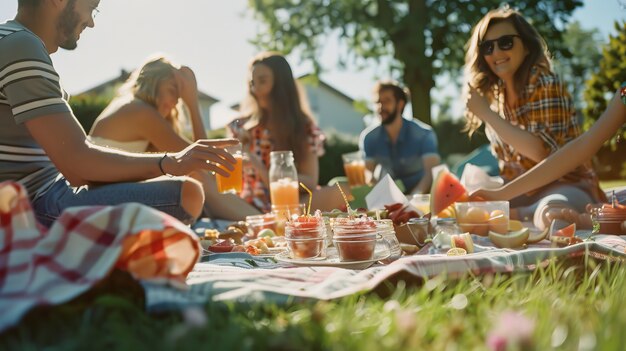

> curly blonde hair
[463,7,552,135]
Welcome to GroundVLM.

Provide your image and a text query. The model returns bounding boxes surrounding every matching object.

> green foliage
[248,0,582,124]
[584,21,626,138]
[206,127,227,139]
[2,260,626,350]
[553,21,604,111]
[583,21,626,179]
[318,131,359,185]
[433,119,489,161]
[69,94,110,133]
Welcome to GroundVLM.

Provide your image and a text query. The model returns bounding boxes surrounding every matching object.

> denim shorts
[32,176,195,227]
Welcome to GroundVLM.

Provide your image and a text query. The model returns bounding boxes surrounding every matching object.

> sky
[1,0,625,129]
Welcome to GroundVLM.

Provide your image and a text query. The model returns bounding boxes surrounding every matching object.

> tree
[248,0,582,124]
[584,21,626,144]
[552,21,603,111]
[583,21,626,179]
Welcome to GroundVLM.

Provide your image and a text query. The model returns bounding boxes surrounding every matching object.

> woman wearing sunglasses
[470,91,626,228]
[463,7,605,230]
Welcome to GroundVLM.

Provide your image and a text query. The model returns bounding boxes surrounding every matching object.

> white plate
[275,246,390,270]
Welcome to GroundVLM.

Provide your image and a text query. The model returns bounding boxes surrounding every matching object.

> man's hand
[163,138,240,176]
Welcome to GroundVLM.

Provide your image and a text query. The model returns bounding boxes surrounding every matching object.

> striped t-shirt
[0,20,70,199]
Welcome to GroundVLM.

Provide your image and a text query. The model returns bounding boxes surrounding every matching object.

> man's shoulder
[404,118,435,135]
[360,123,384,142]
[0,22,49,63]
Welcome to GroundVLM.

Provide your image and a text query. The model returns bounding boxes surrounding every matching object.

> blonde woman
[90,55,260,220]
[463,8,605,229]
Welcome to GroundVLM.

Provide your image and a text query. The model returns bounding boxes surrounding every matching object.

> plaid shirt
[228,117,325,212]
[487,68,605,201]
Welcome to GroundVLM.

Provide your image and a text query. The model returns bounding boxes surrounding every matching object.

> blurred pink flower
[486,310,535,351]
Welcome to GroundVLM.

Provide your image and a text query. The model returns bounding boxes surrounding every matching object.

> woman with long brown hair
[464,8,605,229]
[229,52,344,212]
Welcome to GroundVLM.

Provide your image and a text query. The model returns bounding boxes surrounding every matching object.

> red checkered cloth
[0,181,200,332]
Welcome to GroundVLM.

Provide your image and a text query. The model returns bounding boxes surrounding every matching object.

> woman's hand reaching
[469,187,509,202]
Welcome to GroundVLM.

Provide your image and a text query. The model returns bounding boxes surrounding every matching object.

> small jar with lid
[406,217,431,247]
[432,218,461,250]
[591,206,626,235]
[374,219,402,263]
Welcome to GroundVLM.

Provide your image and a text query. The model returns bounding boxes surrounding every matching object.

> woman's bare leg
[189,171,261,220]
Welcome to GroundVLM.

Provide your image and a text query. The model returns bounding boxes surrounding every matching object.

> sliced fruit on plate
[258,228,276,238]
[208,239,235,253]
[430,170,467,216]
[450,233,475,253]
[526,227,549,244]
[446,247,467,256]
[550,221,576,238]
[508,219,524,231]
[488,228,530,249]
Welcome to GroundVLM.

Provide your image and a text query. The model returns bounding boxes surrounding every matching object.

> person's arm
[410,129,441,194]
[25,112,238,186]
[177,66,207,140]
[467,87,549,162]
[297,147,319,191]
[411,154,441,194]
[471,93,626,201]
[134,108,194,152]
[358,129,377,172]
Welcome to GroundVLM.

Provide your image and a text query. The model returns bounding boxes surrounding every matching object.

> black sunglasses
[479,34,522,56]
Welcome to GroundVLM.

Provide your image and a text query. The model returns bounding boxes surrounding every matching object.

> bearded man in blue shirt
[359,81,441,194]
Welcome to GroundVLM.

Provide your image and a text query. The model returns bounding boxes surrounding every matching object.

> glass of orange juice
[269,178,299,207]
[215,143,243,194]
[342,151,367,187]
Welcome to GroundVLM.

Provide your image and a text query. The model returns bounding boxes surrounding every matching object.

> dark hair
[464,7,551,135]
[374,81,409,112]
[241,51,315,164]
[18,0,43,7]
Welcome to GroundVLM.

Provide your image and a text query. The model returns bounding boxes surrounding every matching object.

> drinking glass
[215,143,243,194]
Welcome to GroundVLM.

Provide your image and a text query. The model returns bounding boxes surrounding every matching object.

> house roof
[75,69,219,104]
[229,74,357,111]
[296,73,356,105]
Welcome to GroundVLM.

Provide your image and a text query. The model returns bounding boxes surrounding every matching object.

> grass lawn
[601,179,626,190]
[1,258,625,350]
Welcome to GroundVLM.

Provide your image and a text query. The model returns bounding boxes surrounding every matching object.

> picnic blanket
[0,181,201,332]
[144,234,626,312]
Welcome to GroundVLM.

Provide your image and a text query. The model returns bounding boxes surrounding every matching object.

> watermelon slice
[430,170,467,215]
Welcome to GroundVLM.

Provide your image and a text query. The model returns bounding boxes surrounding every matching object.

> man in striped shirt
[1,0,239,226]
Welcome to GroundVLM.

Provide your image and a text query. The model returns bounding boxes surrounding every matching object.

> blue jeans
[32,176,195,227]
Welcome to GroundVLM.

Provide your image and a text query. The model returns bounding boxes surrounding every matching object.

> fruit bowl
[455,201,510,236]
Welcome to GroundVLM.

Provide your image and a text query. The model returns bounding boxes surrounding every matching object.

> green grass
[601,179,626,190]
[2,259,626,350]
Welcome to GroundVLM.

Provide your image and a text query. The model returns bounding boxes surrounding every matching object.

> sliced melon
[508,220,524,232]
[430,170,467,216]
[451,233,475,253]
[549,221,576,238]
[526,227,549,244]
[488,228,530,249]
